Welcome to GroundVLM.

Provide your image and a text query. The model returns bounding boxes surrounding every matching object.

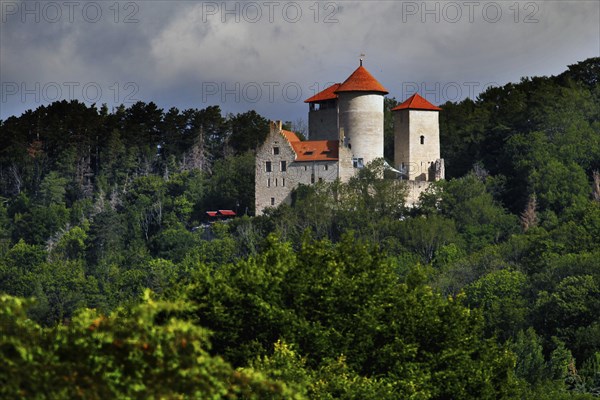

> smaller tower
[304,83,340,140]
[392,93,444,182]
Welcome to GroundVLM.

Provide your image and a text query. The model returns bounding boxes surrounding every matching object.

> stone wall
[308,106,338,140]
[405,180,432,207]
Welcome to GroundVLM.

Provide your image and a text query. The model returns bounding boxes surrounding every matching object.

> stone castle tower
[255,62,444,215]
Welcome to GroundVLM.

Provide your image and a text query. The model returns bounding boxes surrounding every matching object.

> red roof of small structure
[392,93,441,111]
[304,83,341,103]
[206,211,218,217]
[335,65,389,94]
[218,210,236,216]
[291,140,339,161]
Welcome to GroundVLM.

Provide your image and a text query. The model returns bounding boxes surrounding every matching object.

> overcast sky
[1,0,598,123]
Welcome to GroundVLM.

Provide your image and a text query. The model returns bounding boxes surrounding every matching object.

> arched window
[420,135,425,145]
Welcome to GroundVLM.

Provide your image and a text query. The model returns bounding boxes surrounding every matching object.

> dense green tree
[227,110,270,154]
[205,152,255,214]
[465,269,528,340]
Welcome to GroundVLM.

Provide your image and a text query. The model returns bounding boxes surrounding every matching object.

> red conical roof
[335,65,389,94]
[392,93,441,111]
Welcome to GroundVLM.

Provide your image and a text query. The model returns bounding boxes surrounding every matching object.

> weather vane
[360,53,365,66]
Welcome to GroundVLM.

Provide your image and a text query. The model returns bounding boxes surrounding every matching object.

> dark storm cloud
[1,0,598,121]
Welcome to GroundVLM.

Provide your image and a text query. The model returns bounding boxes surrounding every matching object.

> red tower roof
[392,93,441,111]
[335,65,389,94]
[304,83,341,103]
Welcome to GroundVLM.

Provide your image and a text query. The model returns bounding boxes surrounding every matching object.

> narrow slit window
[270,197,275,206]
[420,135,425,145]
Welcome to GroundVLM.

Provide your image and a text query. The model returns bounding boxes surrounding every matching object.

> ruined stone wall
[405,180,432,207]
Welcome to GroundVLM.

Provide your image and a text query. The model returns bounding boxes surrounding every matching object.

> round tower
[335,62,389,166]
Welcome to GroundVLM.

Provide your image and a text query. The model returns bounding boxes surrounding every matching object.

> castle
[255,62,444,215]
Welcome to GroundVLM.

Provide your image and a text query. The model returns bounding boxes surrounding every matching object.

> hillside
[0,58,599,399]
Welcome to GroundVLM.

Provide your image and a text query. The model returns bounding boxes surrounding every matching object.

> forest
[0,57,599,399]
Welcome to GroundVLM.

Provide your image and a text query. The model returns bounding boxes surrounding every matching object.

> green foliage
[0,292,299,399]
[38,171,68,206]
[421,173,519,250]
[190,234,519,399]
[465,269,528,340]
[200,152,256,215]
[510,328,547,385]
[227,110,270,154]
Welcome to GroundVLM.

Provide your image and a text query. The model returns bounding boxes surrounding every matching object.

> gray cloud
[1,0,598,122]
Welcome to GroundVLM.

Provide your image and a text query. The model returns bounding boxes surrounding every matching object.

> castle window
[282,178,285,187]
[271,197,275,206]
[311,173,315,184]
[265,161,272,172]
[275,178,278,187]
[420,135,425,145]
[352,158,364,169]
[324,165,329,171]
[304,165,308,171]
[280,161,287,172]
[273,147,279,155]
[267,178,271,187]
[319,177,323,183]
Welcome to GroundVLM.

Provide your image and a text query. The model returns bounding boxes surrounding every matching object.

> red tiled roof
[291,140,339,161]
[218,210,236,216]
[392,93,441,111]
[281,130,300,142]
[206,211,218,217]
[335,66,389,94]
[304,83,341,103]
